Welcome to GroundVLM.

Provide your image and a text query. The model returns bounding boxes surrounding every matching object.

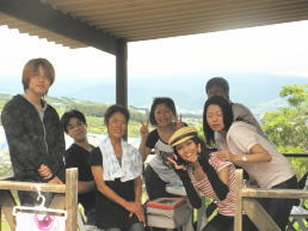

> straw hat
[169,127,198,147]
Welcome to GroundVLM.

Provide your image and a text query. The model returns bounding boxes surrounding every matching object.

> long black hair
[203,96,234,146]
[172,132,229,201]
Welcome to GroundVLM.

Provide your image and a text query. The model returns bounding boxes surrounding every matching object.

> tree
[262,84,308,153]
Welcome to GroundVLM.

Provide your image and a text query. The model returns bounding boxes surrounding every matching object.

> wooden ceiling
[1,0,308,54]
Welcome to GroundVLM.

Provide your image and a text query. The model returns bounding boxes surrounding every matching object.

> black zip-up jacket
[1,95,65,182]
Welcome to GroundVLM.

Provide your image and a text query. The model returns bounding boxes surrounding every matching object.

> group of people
[1,58,144,231]
[1,57,298,231]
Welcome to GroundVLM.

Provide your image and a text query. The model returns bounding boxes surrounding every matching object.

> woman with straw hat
[168,126,256,231]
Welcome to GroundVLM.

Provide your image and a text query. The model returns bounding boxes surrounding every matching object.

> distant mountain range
[0,72,307,118]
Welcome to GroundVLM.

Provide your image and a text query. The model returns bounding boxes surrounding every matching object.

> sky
[1,19,308,86]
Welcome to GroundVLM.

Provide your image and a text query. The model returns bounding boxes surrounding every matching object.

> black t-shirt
[146,129,174,168]
[65,143,96,211]
[146,129,161,148]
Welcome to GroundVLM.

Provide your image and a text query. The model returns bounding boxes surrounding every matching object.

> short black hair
[205,77,230,96]
[203,96,233,145]
[61,110,87,132]
[104,104,130,125]
[149,97,177,126]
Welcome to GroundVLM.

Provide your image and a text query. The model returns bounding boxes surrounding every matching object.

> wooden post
[234,169,243,231]
[116,39,127,108]
[0,190,16,230]
[116,39,128,140]
[196,196,207,231]
[243,198,281,231]
[65,168,78,231]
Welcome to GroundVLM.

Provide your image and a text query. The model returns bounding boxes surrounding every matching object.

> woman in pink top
[168,127,256,231]
[203,96,298,230]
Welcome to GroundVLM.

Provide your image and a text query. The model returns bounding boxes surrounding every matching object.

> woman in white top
[203,96,298,230]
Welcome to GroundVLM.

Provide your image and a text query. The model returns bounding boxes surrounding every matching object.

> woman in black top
[139,97,184,200]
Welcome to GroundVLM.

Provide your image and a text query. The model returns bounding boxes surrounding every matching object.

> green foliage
[61,100,109,117]
[287,157,308,179]
[279,84,308,107]
[0,149,13,178]
[0,164,13,177]
[195,123,206,143]
[129,109,149,124]
[262,84,308,153]
[87,116,105,134]
[128,120,143,138]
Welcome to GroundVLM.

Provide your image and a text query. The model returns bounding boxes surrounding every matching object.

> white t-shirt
[232,103,266,138]
[217,121,295,189]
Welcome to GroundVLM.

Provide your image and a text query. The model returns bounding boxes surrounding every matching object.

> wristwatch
[241,156,248,162]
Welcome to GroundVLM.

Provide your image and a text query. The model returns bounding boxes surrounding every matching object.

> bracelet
[241,156,248,162]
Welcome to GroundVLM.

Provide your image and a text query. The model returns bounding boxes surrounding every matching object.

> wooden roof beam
[0,0,119,54]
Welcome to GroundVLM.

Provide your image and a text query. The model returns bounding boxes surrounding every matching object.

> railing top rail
[283,153,308,157]
[0,180,66,193]
[242,187,308,199]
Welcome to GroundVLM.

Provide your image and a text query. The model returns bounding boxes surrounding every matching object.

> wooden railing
[0,168,78,231]
[234,169,308,231]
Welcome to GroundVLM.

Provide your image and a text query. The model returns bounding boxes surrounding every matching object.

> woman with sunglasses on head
[139,97,185,201]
